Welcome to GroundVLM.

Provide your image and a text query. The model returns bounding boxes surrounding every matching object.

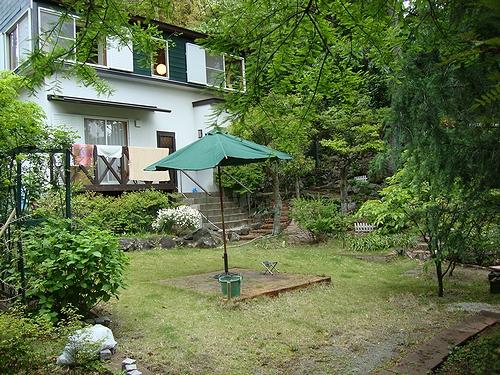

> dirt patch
[156,268,331,300]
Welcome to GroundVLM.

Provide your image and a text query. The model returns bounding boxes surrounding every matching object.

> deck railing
[52,145,176,192]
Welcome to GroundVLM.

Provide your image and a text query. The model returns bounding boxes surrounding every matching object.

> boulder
[159,236,176,249]
[135,238,155,250]
[119,238,136,252]
[228,232,240,242]
[57,324,117,366]
[181,228,222,248]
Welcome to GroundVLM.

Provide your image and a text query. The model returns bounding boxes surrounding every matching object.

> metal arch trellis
[0,147,72,303]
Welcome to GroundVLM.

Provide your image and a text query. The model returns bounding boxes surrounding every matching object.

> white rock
[56,324,117,365]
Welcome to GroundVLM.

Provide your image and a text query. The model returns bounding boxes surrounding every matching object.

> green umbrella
[145,130,292,273]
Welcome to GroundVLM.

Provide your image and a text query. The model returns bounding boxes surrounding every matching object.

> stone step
[206,218,252,230]
[202,207,246,216]
[204,212,249,222]
[196,201,241,210]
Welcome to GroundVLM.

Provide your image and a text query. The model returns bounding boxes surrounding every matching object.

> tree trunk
[436,259,444,297]
[339,168,349,213]
[295,176,300,198]
[271,163,282,235]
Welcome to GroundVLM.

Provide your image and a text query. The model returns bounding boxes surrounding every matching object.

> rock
[57,324,117,366]
[119,238,136,252]
[159,236,176,249]
[237,227,250,235]
[94,315,112,326]
[181,228,221,248]
[135,238,155,250]
[122,358,137,368]
[125,363,138,371]
[128,370,143,375]
[99,349,112,361]
[228,232,240,242]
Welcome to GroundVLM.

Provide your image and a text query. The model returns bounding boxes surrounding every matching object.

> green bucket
[218,274,242,298]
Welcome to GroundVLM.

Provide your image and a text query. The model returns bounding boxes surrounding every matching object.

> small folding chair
[262,261,279,275]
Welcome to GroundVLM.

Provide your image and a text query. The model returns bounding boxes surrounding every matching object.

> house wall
[1,0,236,193]
[22,73,224,192]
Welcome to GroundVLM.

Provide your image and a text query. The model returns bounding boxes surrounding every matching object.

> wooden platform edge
[236,276,332,302]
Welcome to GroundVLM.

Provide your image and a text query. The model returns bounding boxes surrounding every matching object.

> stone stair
[239,204,291,241]
[183,192,251,230]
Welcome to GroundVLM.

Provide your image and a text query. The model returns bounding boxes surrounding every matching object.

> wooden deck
[157,268,332,301]
[51,145,176,192]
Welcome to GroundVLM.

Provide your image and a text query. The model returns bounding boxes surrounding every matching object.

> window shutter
[186,43,206,85]
[106,36,133,72]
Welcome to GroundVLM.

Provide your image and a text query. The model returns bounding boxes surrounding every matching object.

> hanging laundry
[71,144,94,167]
[96,145,123,159]
[128,147,170,182]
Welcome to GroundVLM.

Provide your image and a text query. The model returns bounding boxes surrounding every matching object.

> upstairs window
[39,8,76,57]
[206,52,245,91]
[152,39,169,78]
[205,53,224,86]
[8,13,30,69]
[225,56,245,91]
[76,25,106,66]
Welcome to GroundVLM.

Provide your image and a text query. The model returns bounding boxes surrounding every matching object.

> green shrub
[72,190,180,234]
[25,218,128,319]
[0,307,84,374]
[290,198,347,242]
[348,231,417,253]
[218,164,266,193]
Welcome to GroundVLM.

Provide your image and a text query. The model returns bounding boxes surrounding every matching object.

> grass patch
[106,239,500,374]
[435,325,500,375]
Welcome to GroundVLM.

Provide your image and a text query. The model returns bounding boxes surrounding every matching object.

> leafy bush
[0,307,84,374]
[348,231,417,253]
[290,198,347,242]
[25,218,128,319]
[152,205,202,235]
[71,190,180,234]
[219,164,267,193]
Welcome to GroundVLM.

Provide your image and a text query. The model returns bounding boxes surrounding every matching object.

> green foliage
[219,164,266,194]
[24,218,128,318]
[348,232,417,253]
[290,198,347,242]
[71,190,180,235]
[436,329,500,375]
[356,175,411,234]
[0,306,84,374]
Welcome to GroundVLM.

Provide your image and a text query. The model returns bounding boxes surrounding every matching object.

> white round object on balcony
[156,64,167,76]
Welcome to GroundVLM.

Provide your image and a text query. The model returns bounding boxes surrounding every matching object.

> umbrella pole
[218,166,229,274]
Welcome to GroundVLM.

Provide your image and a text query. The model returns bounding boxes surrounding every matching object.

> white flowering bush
[152,205,202,235]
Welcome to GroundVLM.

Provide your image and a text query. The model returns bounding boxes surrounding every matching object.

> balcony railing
[53,145,176,192]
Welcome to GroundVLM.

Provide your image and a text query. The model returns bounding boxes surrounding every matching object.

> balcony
[66,145,176,192]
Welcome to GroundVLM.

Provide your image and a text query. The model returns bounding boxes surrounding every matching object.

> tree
[320,95,386,212]
[359,163,499,297]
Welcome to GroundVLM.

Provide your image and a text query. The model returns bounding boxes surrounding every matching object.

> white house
[0,0,245,194]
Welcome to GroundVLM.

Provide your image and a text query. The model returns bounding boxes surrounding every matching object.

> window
[152,39,169,78]
[206,52,245,91]
[39,8,76,56]
[84,118,127,146]
[84,118,127,184]
[76,25,106,66]
[8,13,30,69]
[225,56,245,91]
[205,53,224,87]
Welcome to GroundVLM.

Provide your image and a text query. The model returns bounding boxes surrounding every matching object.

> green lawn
[105,240,500,374]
